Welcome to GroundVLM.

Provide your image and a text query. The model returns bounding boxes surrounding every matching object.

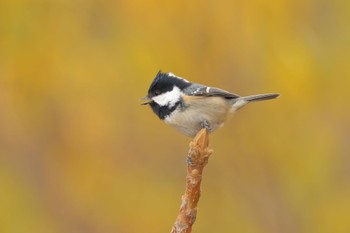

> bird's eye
[154,90,161,96]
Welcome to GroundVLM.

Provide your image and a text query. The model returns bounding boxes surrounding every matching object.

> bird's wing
[185,85,240,99]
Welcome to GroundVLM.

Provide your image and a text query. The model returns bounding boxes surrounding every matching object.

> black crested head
[147,70,192,98]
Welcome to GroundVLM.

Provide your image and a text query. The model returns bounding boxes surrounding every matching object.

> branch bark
[170,128,213,233]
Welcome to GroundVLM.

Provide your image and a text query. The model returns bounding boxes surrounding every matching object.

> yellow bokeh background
[1,0,349,232]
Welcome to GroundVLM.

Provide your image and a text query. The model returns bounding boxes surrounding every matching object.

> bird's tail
[232,93,279,110]
[242,93,280,102]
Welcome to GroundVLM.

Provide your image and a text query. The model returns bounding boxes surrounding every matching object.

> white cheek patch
[153,86,182,108]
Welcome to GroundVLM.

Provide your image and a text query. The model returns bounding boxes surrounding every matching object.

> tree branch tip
[170,128,212,233]
[205,148,214,157]
[193,128,209,148]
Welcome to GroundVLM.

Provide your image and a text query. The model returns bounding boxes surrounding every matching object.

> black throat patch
[149,101,181,120]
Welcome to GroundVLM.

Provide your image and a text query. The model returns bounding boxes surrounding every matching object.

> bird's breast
[164,96,232,136]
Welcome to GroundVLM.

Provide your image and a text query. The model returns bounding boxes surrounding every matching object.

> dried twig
[170,128,213,233]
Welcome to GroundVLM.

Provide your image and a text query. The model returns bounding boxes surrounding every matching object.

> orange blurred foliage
[0,0,349,233]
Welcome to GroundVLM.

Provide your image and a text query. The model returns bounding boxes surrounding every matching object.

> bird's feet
[200,120,212,132]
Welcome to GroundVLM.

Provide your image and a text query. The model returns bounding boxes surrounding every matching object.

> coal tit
[142,71,279,137]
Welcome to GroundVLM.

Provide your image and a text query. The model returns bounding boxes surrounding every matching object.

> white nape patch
[152,86,182,108]
[167,72,190,83]
[206,87,210,93]
[167,72,176,77]
[232,98,248,111]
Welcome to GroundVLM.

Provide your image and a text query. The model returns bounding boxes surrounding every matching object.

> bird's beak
[140,96,153,105]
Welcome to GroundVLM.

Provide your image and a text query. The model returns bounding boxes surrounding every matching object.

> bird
[141,71,279,137]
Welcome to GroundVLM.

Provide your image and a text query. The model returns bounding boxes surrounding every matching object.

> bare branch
[170,128,213,233]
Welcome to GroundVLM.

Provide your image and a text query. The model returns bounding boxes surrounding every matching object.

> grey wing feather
[185,84,240,99]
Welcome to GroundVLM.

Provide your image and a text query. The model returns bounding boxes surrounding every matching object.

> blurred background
[0,0,349,232]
